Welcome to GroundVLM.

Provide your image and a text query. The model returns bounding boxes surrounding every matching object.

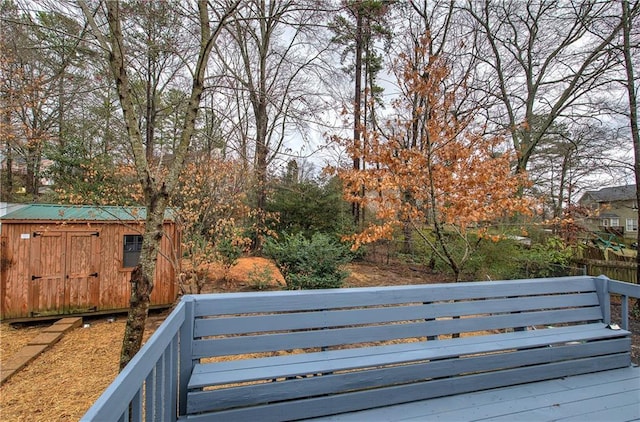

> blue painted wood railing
[81,299,194,421]
[81,276,639,422]
[605,276,640,330]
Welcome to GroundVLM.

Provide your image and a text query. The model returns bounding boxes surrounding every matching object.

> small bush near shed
[264,232,352,289]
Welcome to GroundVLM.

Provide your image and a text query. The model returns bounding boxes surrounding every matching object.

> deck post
[595,275,611,325]
[178,296,195,417]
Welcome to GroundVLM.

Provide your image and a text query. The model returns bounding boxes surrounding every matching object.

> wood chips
[0,317,151,421]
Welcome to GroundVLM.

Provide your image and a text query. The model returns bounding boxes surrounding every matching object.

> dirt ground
[0,258,638,421]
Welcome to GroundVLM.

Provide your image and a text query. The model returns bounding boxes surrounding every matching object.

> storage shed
[1,204,180,320]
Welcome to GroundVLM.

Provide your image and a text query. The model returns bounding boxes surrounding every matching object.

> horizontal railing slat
[194,293,599,337]
[191,277,597,316]
[192,307,604,358]
[607,279,640,298]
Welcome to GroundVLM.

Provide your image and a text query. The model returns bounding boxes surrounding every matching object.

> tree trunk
[2,136,12,201]
[254,127,268,251]
[25,143,40,196]
[119,265,151,370]
[352,10,363,226]
[120,193,167,368]
[621,0,640,293]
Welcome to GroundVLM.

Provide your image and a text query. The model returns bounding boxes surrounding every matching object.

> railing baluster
[156,345,173,421]
[145,367,155,421]
[131,389,143,421]
[170,335,179,420]
[179,297,195,417]
[154,358,163,420]
[621,295,629,330]
[599,276,611,324]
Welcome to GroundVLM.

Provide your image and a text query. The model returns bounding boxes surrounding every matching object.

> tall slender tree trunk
[2,115,12,200]
[621,0,640,287]
[120,197,166,369]
[352,10,363,226]
[25,142,41,196]
[254,102,269,252]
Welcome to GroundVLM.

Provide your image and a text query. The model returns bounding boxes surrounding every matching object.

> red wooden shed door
[66,231,100,312]
[29,231,101,316]
[29,232,65,316]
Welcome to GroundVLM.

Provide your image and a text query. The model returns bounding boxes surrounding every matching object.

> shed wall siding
[1,224,31,317]
[1,220,178,319]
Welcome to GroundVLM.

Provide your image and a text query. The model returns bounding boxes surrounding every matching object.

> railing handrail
[607,278,640,298]
[601,275,640,332]
[81,301,187,421]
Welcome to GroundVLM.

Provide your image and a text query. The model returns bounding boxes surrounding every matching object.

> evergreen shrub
[264,232,352,289]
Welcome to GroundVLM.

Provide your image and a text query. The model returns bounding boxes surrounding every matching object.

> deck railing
[80,277,639,422]
[605,277,639,330]
[81,299,194,422]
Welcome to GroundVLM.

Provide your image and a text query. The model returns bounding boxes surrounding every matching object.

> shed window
[123,235,143,268]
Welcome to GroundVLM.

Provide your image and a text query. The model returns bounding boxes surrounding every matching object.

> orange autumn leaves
[335,37,534,250]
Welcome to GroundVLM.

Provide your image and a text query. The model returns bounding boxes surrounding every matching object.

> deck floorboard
[306,367,640,421]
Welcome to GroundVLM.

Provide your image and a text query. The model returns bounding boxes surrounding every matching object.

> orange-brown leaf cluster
[333,36,535,248]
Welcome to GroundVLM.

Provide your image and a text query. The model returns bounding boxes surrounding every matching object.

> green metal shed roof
[0,204,176,222]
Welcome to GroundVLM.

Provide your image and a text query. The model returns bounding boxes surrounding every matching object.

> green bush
[518,236,574,278]
[264,232,352,289]
[247,264,276,290]
[465,235,575,280]
[215,236,243,269]
[265,176,353,238]
[465,236,523,281]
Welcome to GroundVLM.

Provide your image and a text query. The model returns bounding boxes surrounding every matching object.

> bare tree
[212,0,332,249]
[1,4,90,198]
[527,119,629,220]
[463,0,625,175]
[78,0,240,370]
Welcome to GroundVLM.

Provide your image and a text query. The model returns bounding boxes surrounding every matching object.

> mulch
[0,315,158,421]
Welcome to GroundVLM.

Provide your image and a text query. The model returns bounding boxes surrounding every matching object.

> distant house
[1,204,180,320]
[578,184,638,240]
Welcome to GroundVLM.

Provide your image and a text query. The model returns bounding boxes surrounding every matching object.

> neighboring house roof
[580,184,637,203]
[599,212,620,218]
[0,204,176,222]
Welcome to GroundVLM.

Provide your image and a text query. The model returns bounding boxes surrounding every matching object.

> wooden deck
[308,366,640,421]
[82,276,640,422]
